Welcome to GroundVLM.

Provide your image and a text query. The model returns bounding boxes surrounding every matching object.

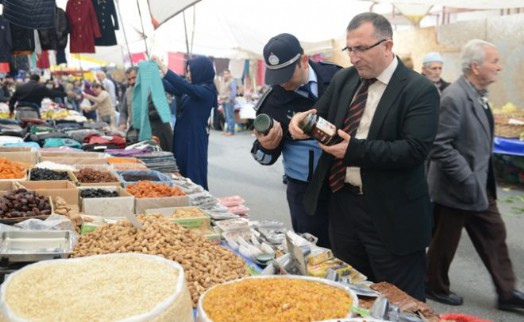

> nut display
[54,196,84,233]
[74,168,118,183]
[0,157,26,179]
[122,173,162,181]
[30,168,69,181]
[71,214,248,306]
[0,189,51,219]
[80,189,119,198]
[125,181,186,198]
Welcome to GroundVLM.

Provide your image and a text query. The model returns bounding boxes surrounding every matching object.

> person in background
[251,33,341,248]
[96,70,117,108]
[289,12,439,300]
[152,55,217,190]
[82,82,115,126]
[218,69,237,136]
[119,66,137,131]
[426,39,524,311]
[8,74,66,117]
[421,52,450,95]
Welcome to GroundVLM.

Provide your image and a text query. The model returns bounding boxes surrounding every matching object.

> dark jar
[254,113,274,135]
[298,113,341,145]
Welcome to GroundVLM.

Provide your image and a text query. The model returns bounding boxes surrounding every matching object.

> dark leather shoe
[498,290,524,311]
[426,289,463,306]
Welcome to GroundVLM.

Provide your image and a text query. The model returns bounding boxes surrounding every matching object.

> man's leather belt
[343,183,363,195]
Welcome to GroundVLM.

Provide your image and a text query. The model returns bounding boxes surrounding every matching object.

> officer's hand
[256,120,282,150]
[320,129,350,159]
[289,109,315,140]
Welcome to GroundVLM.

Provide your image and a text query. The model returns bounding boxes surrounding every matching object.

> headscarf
[187,56,218,107]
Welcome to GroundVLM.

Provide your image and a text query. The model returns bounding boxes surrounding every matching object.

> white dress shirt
[345,57,399,188]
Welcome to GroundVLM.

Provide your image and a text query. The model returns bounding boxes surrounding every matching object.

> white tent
[56,0,524,65]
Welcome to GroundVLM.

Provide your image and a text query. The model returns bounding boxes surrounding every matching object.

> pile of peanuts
[71,214,248,306]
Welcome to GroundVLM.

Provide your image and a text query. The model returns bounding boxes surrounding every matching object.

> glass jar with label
[298,113,341,145]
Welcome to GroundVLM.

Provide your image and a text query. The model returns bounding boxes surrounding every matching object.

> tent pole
[183,11,191,58]
[136,0,150,58]
[115,0,134,66]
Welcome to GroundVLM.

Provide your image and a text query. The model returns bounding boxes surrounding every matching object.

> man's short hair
[461,39,496,74]
[29,74,40,82]
[125,66,138,74]
[347,12,393,41]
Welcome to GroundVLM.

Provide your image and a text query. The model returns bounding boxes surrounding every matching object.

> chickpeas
[72,214,248,306]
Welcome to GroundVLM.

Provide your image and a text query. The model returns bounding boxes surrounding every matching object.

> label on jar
[314,118,337,144]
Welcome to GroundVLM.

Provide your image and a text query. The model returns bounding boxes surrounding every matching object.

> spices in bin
[106,157,142,164]
[0,157,26,179]
[75,168,118,183]
[125,181,186,198]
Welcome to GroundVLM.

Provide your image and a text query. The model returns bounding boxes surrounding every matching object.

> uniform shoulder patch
[254,87,273,112]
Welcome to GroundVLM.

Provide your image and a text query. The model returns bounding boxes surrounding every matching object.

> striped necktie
[328,78,376,193]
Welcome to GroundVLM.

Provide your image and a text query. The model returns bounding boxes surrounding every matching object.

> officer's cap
[263,33,304,85]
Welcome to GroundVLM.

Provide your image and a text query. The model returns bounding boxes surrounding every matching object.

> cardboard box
[71,170,122,187]
[135,196,189,214]
[0,151,37,166]
[0,181,19,194]
[80,186,134,217]
[17,180,79,206]
[114,170,172,187]
[0,147,36,153]
[144,206,211,229]
[39,157,108,166]
[39,151,104,159]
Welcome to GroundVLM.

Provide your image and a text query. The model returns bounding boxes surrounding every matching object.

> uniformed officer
[251,33,341,248]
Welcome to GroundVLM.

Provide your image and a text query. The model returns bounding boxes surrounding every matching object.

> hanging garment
[10,24,35,52]
[93,0,119,46]
[3,0,56,30]
[38,7,70,51]
[37,50,50,69]
[66,0,101,53]
[0,16,12,62]
[132,60,171,142]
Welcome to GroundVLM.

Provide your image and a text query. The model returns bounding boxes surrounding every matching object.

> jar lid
[254,114,273,134]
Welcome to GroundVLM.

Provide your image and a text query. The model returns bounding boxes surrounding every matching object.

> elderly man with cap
[250,33,341,248]
[422,52,450,95]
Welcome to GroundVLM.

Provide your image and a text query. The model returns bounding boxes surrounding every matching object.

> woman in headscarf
[152,55,217,190]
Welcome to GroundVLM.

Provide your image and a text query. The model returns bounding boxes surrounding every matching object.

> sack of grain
[0,253,193,322]
[197,275,359,322]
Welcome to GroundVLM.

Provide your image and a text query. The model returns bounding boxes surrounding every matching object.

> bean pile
[30,168,69,181]
[80,189,119,198]
[71,214,248,307]
[0,189,51,219]
[75,168,117,183]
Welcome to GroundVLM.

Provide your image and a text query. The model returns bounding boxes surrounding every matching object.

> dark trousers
[329,189,426,301]
[286,180,331,248]
[426,197,516,299]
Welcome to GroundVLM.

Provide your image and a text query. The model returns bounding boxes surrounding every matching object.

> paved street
[208,129,524,321]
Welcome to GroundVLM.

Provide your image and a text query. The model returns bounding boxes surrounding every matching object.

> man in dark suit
[426,39,524,311]
[289,12,439,300]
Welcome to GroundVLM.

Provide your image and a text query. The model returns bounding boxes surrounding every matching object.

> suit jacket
[304,59,439,255]
[428,76,496,211]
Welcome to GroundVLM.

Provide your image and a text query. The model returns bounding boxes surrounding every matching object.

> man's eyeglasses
[342,39,388,56]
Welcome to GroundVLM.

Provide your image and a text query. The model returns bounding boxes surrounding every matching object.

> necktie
[328,78,376,193]
[300,82,317,101]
